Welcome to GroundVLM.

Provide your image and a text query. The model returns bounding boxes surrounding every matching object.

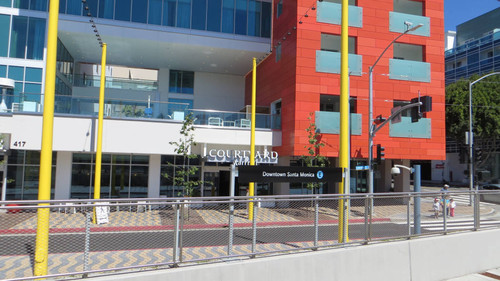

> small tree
[302,113,329,193]
[166,112,203,197]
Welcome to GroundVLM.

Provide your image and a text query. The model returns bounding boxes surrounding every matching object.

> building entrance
[202,166,239,197]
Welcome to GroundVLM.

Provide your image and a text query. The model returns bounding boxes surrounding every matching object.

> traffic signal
[411,96,432,123]
[475,147,483,162]
[410,97,421,123]
[376,144,385,164]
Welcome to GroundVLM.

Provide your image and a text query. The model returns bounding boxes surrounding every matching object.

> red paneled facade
[246,0,445,182]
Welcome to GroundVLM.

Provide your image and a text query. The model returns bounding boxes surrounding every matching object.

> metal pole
[251,202,257,257]
[84,211,91,273]
[248,58,257,220]
[413,165,421,234]
[228,164,235,256]
[34,0,59,276]
[364,195,369,243]
[406,194,411,236]
[469,81,474,205]
[314,196,319,249]
[474,190,480,230]
[1,155,7,202]
[173,203,180,265]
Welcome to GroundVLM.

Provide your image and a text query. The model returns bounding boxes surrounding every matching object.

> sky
[444,0,500,31]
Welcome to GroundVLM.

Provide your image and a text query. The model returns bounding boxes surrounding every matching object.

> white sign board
[95,205,109,224]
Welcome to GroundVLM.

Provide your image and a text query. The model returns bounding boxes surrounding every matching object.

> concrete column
[148,154,161,198]
[393,159,411,192]
[54,151,72,199]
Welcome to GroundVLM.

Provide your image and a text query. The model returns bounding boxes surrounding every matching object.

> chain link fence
[0,190,499,280]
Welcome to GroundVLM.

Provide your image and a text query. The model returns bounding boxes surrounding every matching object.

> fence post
[474,190,480,230]
[251,199,257,258]
[314,196,319,249]
[228,201,234,256]
[179,201,185,263]
[364,195,369,243]
[413,165,421,235]
[406,193,411,237]
[173,202,180,266]
[83,211,91,275]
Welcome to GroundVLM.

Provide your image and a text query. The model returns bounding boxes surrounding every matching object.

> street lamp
[468,72,500,202]
[390,164,422,234]
[368,22,423,197]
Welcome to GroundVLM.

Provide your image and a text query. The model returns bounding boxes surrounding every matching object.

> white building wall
[54,151,72,199]
[148,155,161,198]
[194,72,245,111]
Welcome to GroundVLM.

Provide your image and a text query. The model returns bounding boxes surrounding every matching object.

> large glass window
[0,14,9,57]
[393,43,424,61]
[169,70,194,94]
[324,0,356,5]
[26,17,46,60]
[163,0,177,27]
[30,0,48,11]
[132,0,147,23]
[192,0,207,30]
[276,0,282,18]
[98,0,114,19]
[160,155,201,197]
[321,33,356,54]
[177,0,191,28]
[207,0,222,32]
[247,0,260,36]
[5,150,56,200]
[393,0,423,16]
[9,16,28,59]
[71,153,149,199]
[148,0,163,25]
[261,1,270,37]
[0,0,11,7]
[115,0,131,21]
[320,94,356,113]
[222,0,234,33]
[66,0,81,15]
[13,0,29,9]
[234,0,246,35]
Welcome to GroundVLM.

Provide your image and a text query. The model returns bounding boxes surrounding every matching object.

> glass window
[320,94,356,113]
[132,155,149,165]
[25,67,42,82]
[247,0,260,36]
[30,0,47,11]
[9,16,28,59]
[207,0,221,32]
[0,14,9,57]
[169,70,194,94]
[276,0,281,18]
[24,83,41,94]
[163,0,176,27]
[13,0,29,9]
[168,98,193,115]
[130,166,148,197]
[177,0,191,28]
[393,0,423,16]
[321,33,356,54]
[0,65,6,77]
[192,0,207,30]
[59,0,66,13]
[27,17,46,60]
[132,0,147,23]
[393,43,423,61]
[221,0,234,33]
[115,0,131,21]
[393,100,411,117]
[8,66,24,81]
[234,0,246,35]
[86,0,98,16]
[324,0,356,5]
[0,0,11,7]
[148,0,162,25]
[98,0,114,19]
[261,1,271,38]
[66,0,81,15]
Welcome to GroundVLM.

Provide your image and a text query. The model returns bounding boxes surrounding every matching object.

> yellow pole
[93,43,107,223]
[248,58,257,220]
[34,0,59,276]
[338,0,349,243]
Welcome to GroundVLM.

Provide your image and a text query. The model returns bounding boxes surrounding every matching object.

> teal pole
[414,164,421,234]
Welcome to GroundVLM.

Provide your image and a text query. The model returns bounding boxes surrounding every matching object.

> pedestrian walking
[450,198,456,217]
[433,198,440,219]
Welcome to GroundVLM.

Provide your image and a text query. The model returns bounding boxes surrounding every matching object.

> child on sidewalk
[450,198,456,217]
[433,198,440,219]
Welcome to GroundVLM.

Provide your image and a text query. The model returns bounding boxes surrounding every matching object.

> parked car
[480,183,500,204]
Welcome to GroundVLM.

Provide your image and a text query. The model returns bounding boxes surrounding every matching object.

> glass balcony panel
[389,116,431,138]
[73,74,158,91]
[315,111,362,135]
[316,1,362,28]
[389,12,430,37]
[389,59,430,82]
[316,50,362,76]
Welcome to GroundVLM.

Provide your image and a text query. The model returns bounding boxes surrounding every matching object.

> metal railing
[0,190,499,280]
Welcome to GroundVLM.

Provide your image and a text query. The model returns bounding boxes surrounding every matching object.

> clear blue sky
[444,0,500,31]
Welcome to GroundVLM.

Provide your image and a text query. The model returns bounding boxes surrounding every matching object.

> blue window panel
[132,0,147,23]
[10,16,28,59]
[247,0,260,36]
[66,0,81,15]
[261,1,271,38]
[316,50,363,76]
[389,117,431,138]
[0,65,6,77]
[148,0,162,25]
[177,0,191,28]
[315,111,362,135]
[14,81,23,95]
[389,12,430,37]
[207,0,222,32]
[98,0,114,19]
[389,59,431,82]
[222,0,234,33]
[13,0,29,9]
[192,0,207,30]
[234,0,246,35]
[317,2,362,28]
[0,0,10,7]
[26,17,46,60]
[163,0,176,27]
[25,67,42,82]
[24,83,41,94]
[30,0,47,11]
[8,66,24,81]
[85,0,98,17]
[115,0,131,21]
[0,15,9,57]
[59,0,66,13]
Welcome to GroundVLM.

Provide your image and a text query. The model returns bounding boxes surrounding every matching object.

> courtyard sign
[205,148,278,165]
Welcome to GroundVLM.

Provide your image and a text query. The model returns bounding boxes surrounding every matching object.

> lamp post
[367,22,423,198]
[468,72,500,203]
